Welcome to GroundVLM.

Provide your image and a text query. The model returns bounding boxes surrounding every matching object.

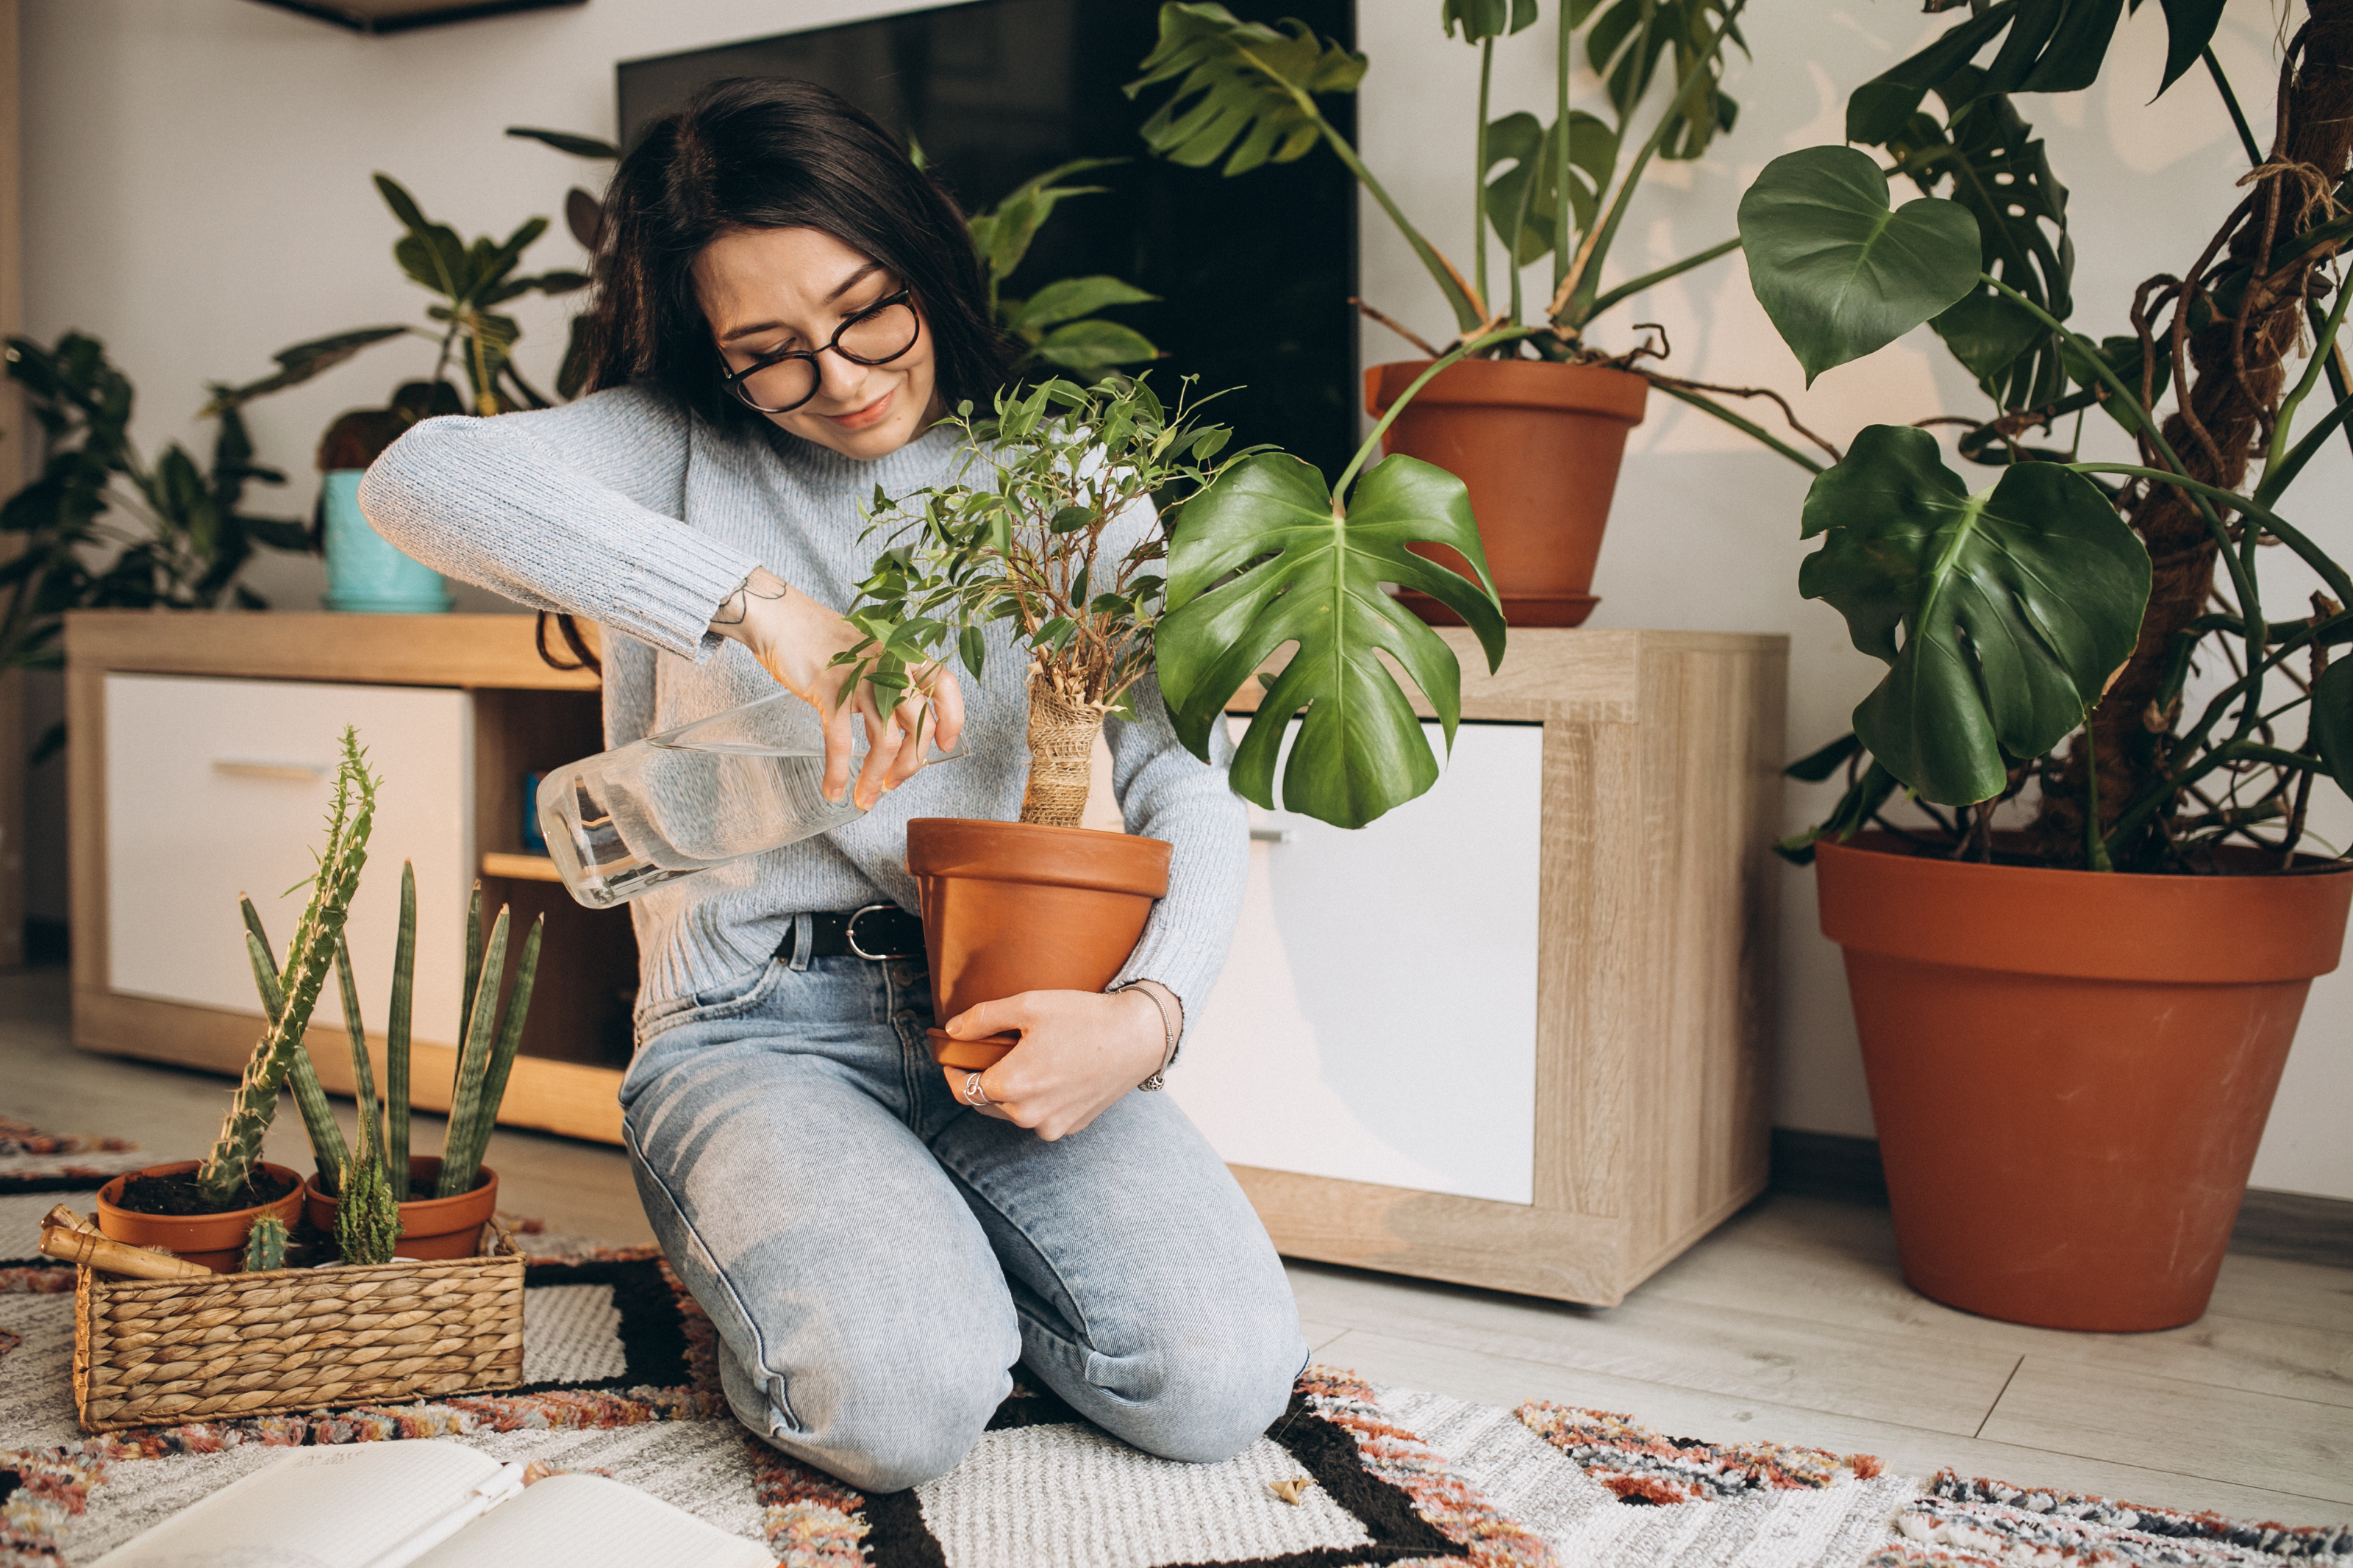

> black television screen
[617,0,1359,480]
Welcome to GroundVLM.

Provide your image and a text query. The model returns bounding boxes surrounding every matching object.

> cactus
[199,730,376,1205]
[438,904,543,1198]
[242,900,349,1190]
[242,1213,288,1272]
[334,1153,401,1266]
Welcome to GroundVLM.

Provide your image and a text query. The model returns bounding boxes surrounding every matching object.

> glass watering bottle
[537,691,959,909]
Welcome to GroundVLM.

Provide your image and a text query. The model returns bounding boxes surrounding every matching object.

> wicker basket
[72,1222,524,1433]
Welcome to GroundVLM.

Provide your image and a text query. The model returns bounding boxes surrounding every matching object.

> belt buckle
[845,903,914,961]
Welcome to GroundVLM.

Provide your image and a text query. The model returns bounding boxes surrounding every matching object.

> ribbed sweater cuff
[624,527,761,662]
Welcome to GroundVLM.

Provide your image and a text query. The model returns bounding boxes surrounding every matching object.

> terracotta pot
[906,819,1171,1070]
[302,1156,501,1261]
[1816,834,2353,1331]
[1365,359,1648,629]
[96,1160,307,1274]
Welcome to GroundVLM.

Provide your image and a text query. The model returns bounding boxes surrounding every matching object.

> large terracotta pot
[96,1160,307,1274]
[1365,359,1648,629]
[906,819,1171,1070]
[301,1156,501,1261]
[1816,834,2353,1331]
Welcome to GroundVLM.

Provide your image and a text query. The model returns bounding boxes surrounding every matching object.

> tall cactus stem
[247,920,348,1190]
[335,936,386,1189]
[198,731,376,1205]
[440,912,540,1198]
[385,862,417,1194]
[438,907,510,1198]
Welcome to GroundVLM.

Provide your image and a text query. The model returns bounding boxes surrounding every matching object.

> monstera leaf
[1155,452,1505,829]
[1799,425,2149,804]
[1126,4,1365,176]
[1739,148,1981,384]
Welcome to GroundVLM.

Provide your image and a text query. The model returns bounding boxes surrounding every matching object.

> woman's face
[693,225,943,462]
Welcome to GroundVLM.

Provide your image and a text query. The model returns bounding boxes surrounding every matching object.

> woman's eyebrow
[716,263,889,345]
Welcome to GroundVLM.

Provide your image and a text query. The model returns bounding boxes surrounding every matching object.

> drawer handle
[213,759,329,783]
[1249,827,1296,845]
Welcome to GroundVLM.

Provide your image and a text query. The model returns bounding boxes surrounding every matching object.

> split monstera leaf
[1736,146,2151,812]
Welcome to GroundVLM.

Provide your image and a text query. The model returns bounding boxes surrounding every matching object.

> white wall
[21,0,2350,1198]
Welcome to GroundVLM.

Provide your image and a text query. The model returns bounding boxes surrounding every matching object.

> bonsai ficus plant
[1124,0,1788,626]
[835,357,1510,1064]
[1725,0,2353,1332]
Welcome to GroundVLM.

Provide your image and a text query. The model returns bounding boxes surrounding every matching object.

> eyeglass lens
[736,299,921,413]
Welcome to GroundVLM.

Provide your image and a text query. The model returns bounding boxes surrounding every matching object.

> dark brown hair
[538,78,1011,670]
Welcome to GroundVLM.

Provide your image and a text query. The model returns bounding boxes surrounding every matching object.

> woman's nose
[813,346,869,405]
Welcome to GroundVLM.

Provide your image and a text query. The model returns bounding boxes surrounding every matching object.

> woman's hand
[711,568,963,809]
[941,984,1175,1142]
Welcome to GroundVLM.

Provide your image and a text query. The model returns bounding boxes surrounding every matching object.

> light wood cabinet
[70,612,1785,1306]
[68,611,632,1145]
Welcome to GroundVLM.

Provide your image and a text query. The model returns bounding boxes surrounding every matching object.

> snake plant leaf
[2313,659,2353,801]
[1738,147,1981,385]
[1442,0,1538,42]
[1799,425,2149,804]
[1156,451,1504,828]
[1126,4,1365,177]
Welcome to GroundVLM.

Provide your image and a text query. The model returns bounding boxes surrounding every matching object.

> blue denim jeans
[618,948,1308,1493]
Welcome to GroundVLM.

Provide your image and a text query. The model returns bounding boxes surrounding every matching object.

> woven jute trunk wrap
[1020,680,1106,828]
[71,1222,524,1433]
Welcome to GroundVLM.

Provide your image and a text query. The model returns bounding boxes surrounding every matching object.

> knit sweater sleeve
[356,384,762,660]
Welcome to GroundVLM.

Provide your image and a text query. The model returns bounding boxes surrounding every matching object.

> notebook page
[407,1474,773,1568]
[89,1442,507,1568]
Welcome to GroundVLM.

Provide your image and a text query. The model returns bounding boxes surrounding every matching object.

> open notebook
[88,1440,773,1568]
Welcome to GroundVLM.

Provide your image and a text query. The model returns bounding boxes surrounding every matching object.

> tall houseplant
[838,356,1509,1065]
[1126,0,1766,626]
[1729,0,2353,1331]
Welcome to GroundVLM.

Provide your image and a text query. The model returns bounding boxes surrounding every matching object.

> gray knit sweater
[358,385,1248,1019]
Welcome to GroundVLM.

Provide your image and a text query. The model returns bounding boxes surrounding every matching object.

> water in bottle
[538,692,958,908]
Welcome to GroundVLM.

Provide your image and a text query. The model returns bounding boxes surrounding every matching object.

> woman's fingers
[940,1066,1014,1120]
[819,681,860,806]
[853,694,901,810]
[919,663,965,754]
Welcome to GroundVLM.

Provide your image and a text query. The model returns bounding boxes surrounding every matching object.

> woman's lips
[819,385,896,432]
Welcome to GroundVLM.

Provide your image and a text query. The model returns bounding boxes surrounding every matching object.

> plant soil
[117,1165,296,1217]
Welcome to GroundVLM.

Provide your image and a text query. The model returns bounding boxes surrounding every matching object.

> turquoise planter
[320,469,449,613]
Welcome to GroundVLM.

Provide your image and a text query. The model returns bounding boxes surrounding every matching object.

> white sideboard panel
[106,675,474,1045]
[1170,718,1543,1205]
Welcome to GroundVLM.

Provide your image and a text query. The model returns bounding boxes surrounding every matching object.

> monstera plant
[1727,0,2353,1338]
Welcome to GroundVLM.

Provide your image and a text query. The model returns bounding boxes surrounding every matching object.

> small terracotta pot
[96,1160,307,1274]
[1816,834,2353,1331]
[1365,359,1648,629]
[906,819,1171,1070]
[301,1156,500,1261]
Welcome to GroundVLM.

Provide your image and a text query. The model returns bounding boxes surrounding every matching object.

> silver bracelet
[1117,982,1180,1091]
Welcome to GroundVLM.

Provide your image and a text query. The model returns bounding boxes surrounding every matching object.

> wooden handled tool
[37,1212,211,1280]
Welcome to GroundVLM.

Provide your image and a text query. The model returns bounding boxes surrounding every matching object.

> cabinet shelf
[481,851,561,884]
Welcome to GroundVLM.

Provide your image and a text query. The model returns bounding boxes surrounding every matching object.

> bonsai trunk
[1020,679,1104,829]
[2037,0,2353,856]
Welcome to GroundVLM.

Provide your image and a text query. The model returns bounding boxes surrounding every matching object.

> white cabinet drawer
[105,675,474,1045]
[1168,719,1542,1204]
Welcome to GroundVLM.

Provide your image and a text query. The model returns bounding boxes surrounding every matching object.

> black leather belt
[776,903,926,963]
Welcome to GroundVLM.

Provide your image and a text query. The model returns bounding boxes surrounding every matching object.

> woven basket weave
[72,1222,524,1433]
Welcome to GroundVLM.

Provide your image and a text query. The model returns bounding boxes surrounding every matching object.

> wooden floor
[9,970,2346,1528]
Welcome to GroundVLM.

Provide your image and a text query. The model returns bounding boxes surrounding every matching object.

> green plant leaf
[203,326,410,414]
[504,125,620,160]
[1798,425,2149,803]
[1156,451,1504,828]
[1034,320,1161,371]
[376,174,467,299]
[1010,276,1159,334]
[1738,146,1981,385]
[1125,3,1365,177]
[1585,0,1744,161]
[2314,659,2353,800]
[1442,0,1537,42]
[968,157,1125,282]
[1784,730,1863,783]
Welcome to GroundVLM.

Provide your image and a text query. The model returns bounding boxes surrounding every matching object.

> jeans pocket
[633,959,787,1048]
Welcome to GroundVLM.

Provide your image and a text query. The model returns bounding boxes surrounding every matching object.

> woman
[360,78,1305,1492]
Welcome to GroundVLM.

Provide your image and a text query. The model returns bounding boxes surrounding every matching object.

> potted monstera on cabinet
[835,351,1515,1069]
[1731,1,2353,1331]
[1128,0,1778,628]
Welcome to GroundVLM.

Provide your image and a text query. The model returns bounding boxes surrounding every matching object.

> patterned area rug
[1,1123,2346,1568]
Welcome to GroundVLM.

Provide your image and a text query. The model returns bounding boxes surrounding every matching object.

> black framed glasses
[717,288,922,415]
